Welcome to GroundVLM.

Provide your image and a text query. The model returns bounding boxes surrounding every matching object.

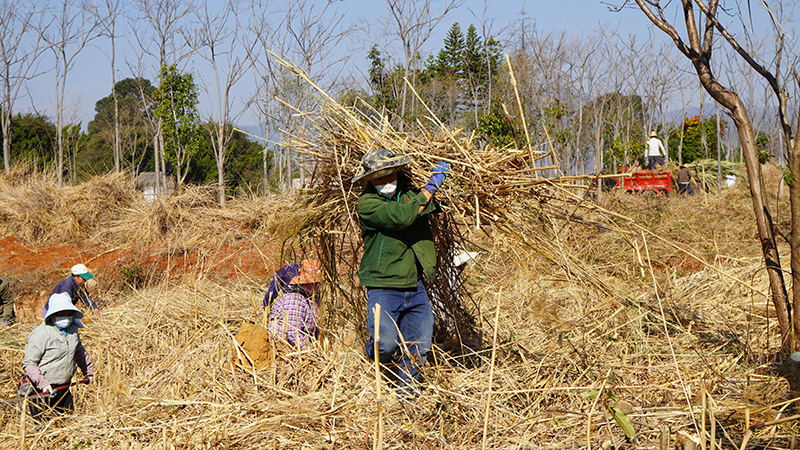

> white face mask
[54,316,73,330]
[374,180,397,198]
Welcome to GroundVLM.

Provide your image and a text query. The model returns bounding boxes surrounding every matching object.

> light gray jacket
[22,322,93,389]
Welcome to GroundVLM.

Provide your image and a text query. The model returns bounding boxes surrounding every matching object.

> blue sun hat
[44,292,84,328]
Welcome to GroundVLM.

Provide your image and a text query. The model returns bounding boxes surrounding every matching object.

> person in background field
[1,275,15,326]
[268,258,324,349]
[262,258,321,309]
[352,148,449,398]
[20,292,94,419]
[44,264,103,323]
[677,164,695,196]
[646,131,666,170]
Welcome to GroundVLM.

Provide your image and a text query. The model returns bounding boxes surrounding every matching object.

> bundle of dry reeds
[271,54,617,360]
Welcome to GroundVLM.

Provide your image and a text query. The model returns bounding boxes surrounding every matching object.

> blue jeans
[648,156,664,170]
[365,280,434,394]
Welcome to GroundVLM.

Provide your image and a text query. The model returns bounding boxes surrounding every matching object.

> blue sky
[13,0,781,129]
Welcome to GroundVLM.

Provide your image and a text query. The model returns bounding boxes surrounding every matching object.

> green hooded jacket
[357,174,440,288]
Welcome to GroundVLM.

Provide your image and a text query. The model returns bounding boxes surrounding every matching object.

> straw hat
[45,292,85,327]
[289,259,323,285]
[351,148,413,183]
[649,131,658,138]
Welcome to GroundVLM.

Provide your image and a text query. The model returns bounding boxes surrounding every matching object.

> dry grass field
[0,158,797,449]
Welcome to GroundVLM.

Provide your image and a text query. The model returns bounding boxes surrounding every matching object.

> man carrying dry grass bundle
[353,148,449,398]
[267,258,324,349]
[44,264,104,323]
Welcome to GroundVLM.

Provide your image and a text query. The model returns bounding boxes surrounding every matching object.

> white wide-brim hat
[45,292,85,327]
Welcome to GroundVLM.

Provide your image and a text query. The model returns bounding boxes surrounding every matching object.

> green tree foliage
[755,130,769,151]
[431,23,466,78]
[86,77,156,174]
[338,88,377,119]
[367,45,399,114]
[668,115,727,163]
[153,65,200,183]
[188,124,268,195]
[88,78,154,134]
[1,112,56,169]
[463,25,501,115]
[476,104,523,148]
[579,93,646,168]
[63,123,92,182]
[424,23,501,126]
[542,102,575,146]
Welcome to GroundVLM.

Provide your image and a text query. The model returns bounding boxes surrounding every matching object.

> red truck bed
[617,171,672,195]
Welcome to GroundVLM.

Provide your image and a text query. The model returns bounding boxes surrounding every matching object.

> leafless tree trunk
[131,0,194,195]
[632,0,795,352]
[383,0,464,124]
[191,0,256,205]
[284,0,351,191]
[39,0,101,186]
[0,1,47,173]
[716,103,722,192]
[255,0,353,193]
[94,0,124,172]
[242,1,274,193]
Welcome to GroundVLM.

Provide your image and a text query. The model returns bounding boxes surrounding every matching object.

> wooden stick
[700,385,707,450]
[709,388,715,450]
[373,304,383,450]
[20,397,26,450]
[481,289,502,450]
[475,195,480,230]
[739,430,753,450]
[751,413,800,428]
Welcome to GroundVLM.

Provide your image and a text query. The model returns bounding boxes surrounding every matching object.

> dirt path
[0,236,279,323]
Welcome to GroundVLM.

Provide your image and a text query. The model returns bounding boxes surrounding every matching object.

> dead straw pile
[0,61,798,447]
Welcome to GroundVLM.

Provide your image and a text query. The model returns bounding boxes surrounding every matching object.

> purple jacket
[42,276,99,318]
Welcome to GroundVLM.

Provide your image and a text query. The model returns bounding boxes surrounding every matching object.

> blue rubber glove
[423,161,450,194]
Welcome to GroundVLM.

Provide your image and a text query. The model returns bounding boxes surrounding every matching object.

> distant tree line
[0,0,787,200]
[1,75,265,196]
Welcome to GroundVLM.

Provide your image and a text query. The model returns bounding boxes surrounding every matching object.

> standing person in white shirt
[645,131,666,170]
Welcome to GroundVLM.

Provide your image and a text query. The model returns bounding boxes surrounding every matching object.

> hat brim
[45,296,85,322]
[290,273,323,285]
[351,155,412,183]
[289,258,324,285]
[77,272,94,281]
